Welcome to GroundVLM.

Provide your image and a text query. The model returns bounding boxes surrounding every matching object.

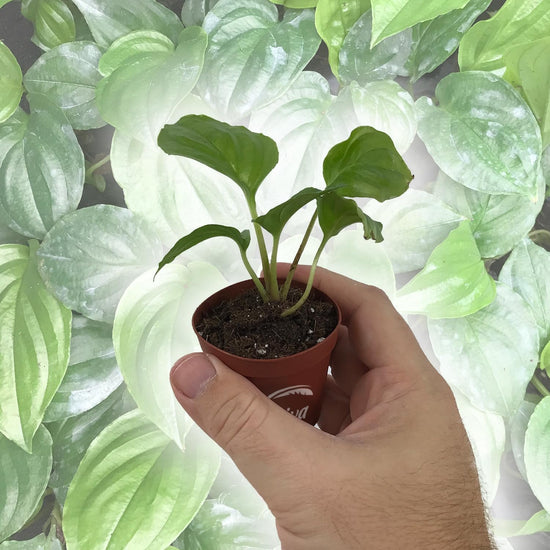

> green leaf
[524,396,550,511]
[36,205,165,323]
[70,0,184,48]
[157,225,250,275]
[0,528,62,550]
[24,41,104,130]
[503,37,550,148]
[499,238,550,347]
[96,26,207,143]
[43,315,122,422]
[113,262,226,447]
[370,0,468,47]
[396,221,496,318]
[181,0,220,27]
[0,43,23,124]
[416,71,542,200]
[198,0,320,121]
[0,244,71,451]
[541,339,550,375]
[405,0,491,82]
[63,410,219,550]
[365,188,464,273]
[510,398,538,480]
[0,108,27,163]
[428,283,539,416]
[317,194,383,242]
[254,187,324,236]
[98,30,174,77]
[158,114,278,201]
[22,0,76,50]
[314,0,370,78]
[495,510,550,538]
[339,9,412,85]
[0,94,84,239]
[271,0,317,7]
[47,384,134,501]
[323,126,413,201]
[458,0,550,72]
[0,427,52,541]
[0,0,15,8]
[433,171,546,259]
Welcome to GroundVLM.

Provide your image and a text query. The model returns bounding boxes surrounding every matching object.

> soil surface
[196,286,338,359]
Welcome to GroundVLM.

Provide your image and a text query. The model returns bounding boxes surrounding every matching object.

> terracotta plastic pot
[192,278,342,425]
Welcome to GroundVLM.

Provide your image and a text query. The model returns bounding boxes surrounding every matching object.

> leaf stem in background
[269,233,281,298]
[281,236,327,317]
[281,210,318,300]
[85,154,110,179]
[239,248,269,302]
[531,373,550,397]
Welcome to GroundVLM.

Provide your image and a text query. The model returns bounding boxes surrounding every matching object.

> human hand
[170,265,494,550]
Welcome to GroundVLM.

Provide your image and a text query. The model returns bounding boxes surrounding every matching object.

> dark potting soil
[196,286,338,359]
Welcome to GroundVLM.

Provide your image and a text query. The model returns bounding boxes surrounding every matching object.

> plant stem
[240,248,269,302]
[281,237,327,317]
[269,233,281,299]
[85,154,110,179]
[531,373,550,397]
[281,211,318,300]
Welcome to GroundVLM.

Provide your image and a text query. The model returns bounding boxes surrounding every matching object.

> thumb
[170,352,327,508]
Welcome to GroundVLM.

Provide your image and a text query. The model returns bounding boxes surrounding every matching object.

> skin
[170,265,495,550]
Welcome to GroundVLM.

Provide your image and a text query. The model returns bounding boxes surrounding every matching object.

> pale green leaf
[64,410,219,550]
[0,528,62,550]
[499,238,550,347]
[97,26,207,143]
[23,0,76,51]
[0,0,15,8]
[510,398,538,480]
[271,0,316,7]
[459,0,550,72]
[0,244,71,451]
[433,171,545,258]
[181,0,220,27]
[541,340,550,375]
[44,315,122,422]
[416,71,542,199]
[370,0,468,46]
[0,427,52,541]
[198,0,320,121]
[524,396,550,511]
[396,221,496,318]
[70,0,183,48]
[0,42,23,124]
[24,41,104,130]
[113,262,226,447]
[495,510,550,538]
[36,205,165,323]
[0,94,84,239]
[365,189,464,273]
[0,108,27,164]
[429,283,539,416]
[314,0,370,78]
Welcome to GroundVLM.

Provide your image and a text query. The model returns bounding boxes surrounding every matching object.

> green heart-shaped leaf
[0,43,23,124]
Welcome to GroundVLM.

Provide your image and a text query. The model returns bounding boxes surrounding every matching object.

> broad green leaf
[317,194,383,243]
[428,283,539,416]
[0,223,26,246]
[70,0,184,48]
[433,171,545,258]
[47,385,134,501]
[339,9,412,84]
[524,396,550,511]
[495,510,550,538]
[157,225,250,275]
[0,244,71,451]
[113,262,226,447]
[315,0,370,78]
[510,398,538,480]
[181,0,220,27]
[416,72,542,200]
[0,43,23,124]
[459,0,550,72]
[271,0,317,7]
[0,427,52,541]
[396,221,496,318]
[542,340,550,375]
[24,41,104,130]
[98,30,174,77]
[43,315,122,422]
[499,238,550,347]
[365,189,464,273]
[158,114,278,201]
[22,0,76,50]
[64,410,219,550]
[323,125,412,201]
[0,94,84,239]
[198,0,320,121]
[370,0,468,46]
[37,205,165,323]
[405,0,490,82]
[0,108,27,163]
[0,528,62,550]
[96,26,207,143]
[503,37,550,147]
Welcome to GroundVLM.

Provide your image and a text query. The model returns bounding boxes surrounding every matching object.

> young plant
[155,114,413,316]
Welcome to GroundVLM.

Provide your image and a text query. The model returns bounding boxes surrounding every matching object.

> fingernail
[170,353,216,399]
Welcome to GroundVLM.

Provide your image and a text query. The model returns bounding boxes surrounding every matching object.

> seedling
[155,114,413,316]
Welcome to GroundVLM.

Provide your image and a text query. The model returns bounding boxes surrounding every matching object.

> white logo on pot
[268,385,313,420]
